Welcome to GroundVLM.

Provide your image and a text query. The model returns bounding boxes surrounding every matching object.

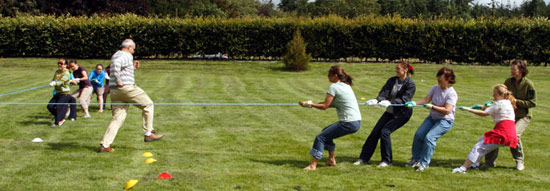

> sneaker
[83,113,91,118]
[415,164,428,172]
[469,163,480,170]
[405,159,419,168]
[144,133,164,142]
[353,159,365,165]
[98,109,104,113]
[69,118,75,121]
[452,166,467,174]
[377,162,391,168]
[98,144,114,153]
[58,119,65,126]
[481,162,496,168]
[516,160,525,171]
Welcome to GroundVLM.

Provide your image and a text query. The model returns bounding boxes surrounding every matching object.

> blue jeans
[309,120,361,159]
[411,116,454,166]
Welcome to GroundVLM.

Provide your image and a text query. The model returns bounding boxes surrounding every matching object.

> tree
[282,30,311,71]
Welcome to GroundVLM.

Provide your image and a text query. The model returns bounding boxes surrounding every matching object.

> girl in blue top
[405,67,458,172]
[89,64,107,113]
[300,65,362,170]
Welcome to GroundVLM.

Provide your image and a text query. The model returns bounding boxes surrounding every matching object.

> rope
[0,102,426,106]
[0,84,50,98]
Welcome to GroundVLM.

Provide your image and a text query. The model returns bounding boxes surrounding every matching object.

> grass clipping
[282,30,312,71]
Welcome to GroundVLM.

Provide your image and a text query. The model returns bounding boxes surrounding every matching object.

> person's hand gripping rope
[299,100,313,108]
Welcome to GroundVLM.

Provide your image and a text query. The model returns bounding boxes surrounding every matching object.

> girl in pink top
[452,84,518,174]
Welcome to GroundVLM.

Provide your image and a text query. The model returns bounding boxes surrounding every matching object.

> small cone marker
[124,179,138,190]
[31,138,43,143]
[158,172,172,179]
[145,158,157,164]
[142,152,153,157]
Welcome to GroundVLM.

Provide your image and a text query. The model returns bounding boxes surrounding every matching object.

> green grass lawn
[0,58,549,190]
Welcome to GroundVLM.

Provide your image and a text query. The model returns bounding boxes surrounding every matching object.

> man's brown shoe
[98,144,114,152]
[144,133,164,142]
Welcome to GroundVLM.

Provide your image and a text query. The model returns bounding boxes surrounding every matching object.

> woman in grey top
[300,65,361,170]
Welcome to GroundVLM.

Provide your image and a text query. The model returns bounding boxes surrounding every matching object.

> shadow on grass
[47,142,98,152]
[19,115,53,125]
[429,158,470,168]
[250,159,309,168]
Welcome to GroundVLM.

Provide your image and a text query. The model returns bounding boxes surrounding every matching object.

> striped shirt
[109,50,135,88]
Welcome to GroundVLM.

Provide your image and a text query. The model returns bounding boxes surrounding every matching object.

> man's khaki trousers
[101,85,154,146]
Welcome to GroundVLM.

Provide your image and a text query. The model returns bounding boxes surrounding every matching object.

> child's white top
[485,99,515,123]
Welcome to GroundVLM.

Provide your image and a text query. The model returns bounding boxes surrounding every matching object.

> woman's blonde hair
[494,84,517,110]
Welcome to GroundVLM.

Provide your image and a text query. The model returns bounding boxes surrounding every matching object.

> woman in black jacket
[354,61,416,167]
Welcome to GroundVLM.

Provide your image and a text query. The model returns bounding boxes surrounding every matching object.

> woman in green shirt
[300,66,362,170]
[484,60,536,171]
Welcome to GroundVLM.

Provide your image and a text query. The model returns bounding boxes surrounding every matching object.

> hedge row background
[1,15,550,64]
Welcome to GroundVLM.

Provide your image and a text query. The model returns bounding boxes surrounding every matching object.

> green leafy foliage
[282,30,311,71]
[1,15,550,64]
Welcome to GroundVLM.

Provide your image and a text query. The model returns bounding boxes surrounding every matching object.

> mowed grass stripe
[1,58,550,190]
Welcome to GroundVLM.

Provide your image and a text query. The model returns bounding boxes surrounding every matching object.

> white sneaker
[377,162,391,168]
[516,161,525,171]
[69,118,75,121]
[353,159,365,165]
[84,113,91,118]
[452,166,467,174]
[415,164,428,172]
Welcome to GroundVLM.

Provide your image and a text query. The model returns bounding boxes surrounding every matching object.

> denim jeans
[309,120,361,159]
[411,116,454,166]
[359,112,411,163]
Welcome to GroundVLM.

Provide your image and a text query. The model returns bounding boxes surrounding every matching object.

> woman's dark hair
[329,65,353,86]
[398,61,414,76]
[436,67,456,84]
[511,59,529,77]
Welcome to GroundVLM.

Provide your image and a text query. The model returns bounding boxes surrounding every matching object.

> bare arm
[79,70,89,81]
[414,95,431,105]
[432,103,454,115]
[468,108,489,116]
[311,93,334,110]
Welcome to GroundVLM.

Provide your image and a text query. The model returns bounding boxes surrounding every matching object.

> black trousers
[68,96,77,120]
[47,94,72,125]
[359,112,411,163]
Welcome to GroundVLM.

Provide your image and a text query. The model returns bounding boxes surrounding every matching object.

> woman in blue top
[89,64,107,113]
[405,67,458,172]
[300,65,362,170]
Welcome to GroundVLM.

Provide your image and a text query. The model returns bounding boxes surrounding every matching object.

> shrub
[282,30,312,71]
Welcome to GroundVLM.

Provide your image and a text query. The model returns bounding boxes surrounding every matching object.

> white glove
[74,78,80,83]
[366,99,378,106]
[378,100,391,107]
[48,81,56,86]
[424,103,433,109]
[105,75,110,80]
[299,100,313,108]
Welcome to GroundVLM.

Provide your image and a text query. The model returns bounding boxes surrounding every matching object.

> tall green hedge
[1,15,550,63]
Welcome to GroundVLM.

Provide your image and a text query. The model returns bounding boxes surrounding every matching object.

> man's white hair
[121,39,135,48]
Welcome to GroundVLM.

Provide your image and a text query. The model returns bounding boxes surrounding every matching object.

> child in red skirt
[452,84,518,173]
